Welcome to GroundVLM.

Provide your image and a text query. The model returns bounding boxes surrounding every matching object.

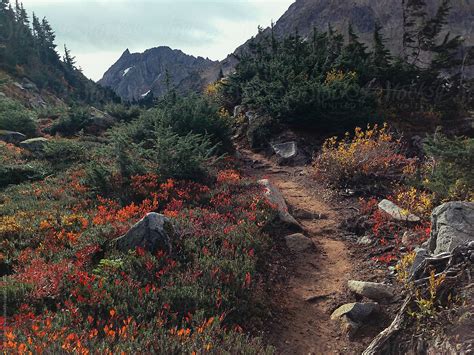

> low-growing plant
[314,124,416,191]
[0,98,37,136]
[391,186,434,220]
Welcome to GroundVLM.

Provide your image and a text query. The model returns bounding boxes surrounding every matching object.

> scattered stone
[21,78,38,92]
[347,280,394,301]
[305,293,332,303]
[19,137,49,153]
[357,235,373,246]
[258,179,302,230]
[402,231,422,247]
[285,233,314,253]
[271,141,298,159]
[13,82,24,90]
[0,130,26,145]
[28,96,47,109]
[340,314,360,337]
[112,213,173,254]
[428,201,474,255]
[233,105,245,118]
[293,208,327,220]
[409,248,430,278]
[378,199,420,222]
[331,302,380,323]
[245,110,258,124]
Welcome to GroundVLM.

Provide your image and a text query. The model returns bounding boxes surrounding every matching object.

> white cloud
[21,0,294,80]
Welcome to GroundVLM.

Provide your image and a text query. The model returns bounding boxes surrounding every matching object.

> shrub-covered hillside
[0,90,282,353]
[0,0,117,104]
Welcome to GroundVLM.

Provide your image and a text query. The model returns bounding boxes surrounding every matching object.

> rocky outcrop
[331,302,380,323]
[86,107,116,134]
[112,213,174,254]
[0,130,26,145]
[272,141,298,160]
[99,47,219,101]
[347,280,394,302]
[428,201,474,255]
[258,179,302,230]
[19,137,49,153]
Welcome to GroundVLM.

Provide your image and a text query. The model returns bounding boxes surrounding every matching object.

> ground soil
[237,147,389,354]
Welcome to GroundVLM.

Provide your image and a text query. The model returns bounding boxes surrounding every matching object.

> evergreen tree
[63,44,76,70]
[402,0,427,63]
[372,22,392,74]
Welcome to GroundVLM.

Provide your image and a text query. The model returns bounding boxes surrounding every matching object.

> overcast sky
[21,0,294,81]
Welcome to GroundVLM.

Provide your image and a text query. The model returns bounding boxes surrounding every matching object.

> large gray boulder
[258,179,302,230]
[378,199,420,222]
[0,130,26,145]
[271,141,298,160]
[429,201,474,255]
[86,107,116,134]
[331,302,380,323]
[112,213,173,254]
[20,137,49,153]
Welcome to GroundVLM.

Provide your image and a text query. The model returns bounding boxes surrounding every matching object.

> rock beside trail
[258,179,302,230]
[402,231,423,247]
[271,141,298,160]
[428,201,474,255]
[285,233,314,253]
[112,213,173,254]
[19,137,49,153]
[347,280,394,301]
[0,130,26,145]
[331,302,380,323]
[233,105,246,118]
[378,199,420,222]
[409,248,430,279]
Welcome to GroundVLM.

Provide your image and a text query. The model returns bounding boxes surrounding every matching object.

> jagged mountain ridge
[100,0,474,100]
[231,0,474,57]
[98,46,218,101]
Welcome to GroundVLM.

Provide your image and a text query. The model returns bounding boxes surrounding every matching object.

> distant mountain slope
[221,0,473,73]
[238,0,473,53]
[98,47,219,101]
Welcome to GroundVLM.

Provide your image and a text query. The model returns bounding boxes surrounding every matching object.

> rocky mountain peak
[99,47,219,101]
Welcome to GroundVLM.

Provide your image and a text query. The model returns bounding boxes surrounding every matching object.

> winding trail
[239,147,354,354]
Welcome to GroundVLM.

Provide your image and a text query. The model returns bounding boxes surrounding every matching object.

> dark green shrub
[105,103,141,122]
[0,162,49,188]
[423,131,474,201]
[141,127,218,180]
[0,98,37,136]
[153,95,232,151]
[49,106,92,136]
[41,139,86,164]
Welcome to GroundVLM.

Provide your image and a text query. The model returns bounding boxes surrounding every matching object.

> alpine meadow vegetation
[1,0,473,353]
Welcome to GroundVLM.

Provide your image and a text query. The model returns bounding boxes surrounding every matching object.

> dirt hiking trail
[239,147,355,354]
